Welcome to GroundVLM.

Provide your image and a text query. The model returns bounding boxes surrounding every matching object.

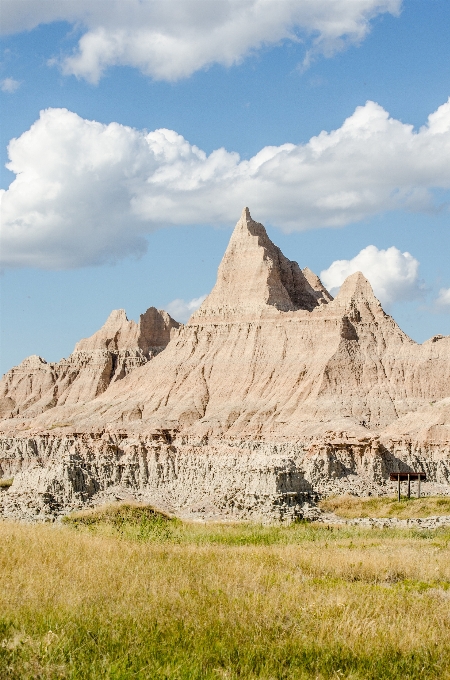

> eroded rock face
[0,434,316,522]
[0,308,179,420]
[2,431,449,522]
[1,208,449,520]
[191,207,332,323]
[74,306,177,355]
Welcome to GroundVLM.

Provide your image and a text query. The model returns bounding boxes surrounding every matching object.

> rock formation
[0,307,179,420]
[1,209,449,521]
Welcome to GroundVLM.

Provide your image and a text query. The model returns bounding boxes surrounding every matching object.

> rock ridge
[1,208,449,521]
[0,307,180,420]
[190,207,332,323]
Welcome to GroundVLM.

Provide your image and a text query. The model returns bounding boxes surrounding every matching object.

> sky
[1,0,449,375]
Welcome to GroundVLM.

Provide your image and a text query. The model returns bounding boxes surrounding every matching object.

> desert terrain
[1,209,449,522]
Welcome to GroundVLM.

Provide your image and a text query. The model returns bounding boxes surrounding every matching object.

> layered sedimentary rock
[1,208,449,521]
[0,307,179,420]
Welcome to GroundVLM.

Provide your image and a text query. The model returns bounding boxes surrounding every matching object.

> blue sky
[1,0,449,375]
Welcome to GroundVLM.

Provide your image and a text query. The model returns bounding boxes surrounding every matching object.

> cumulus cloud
[1,99,450,268]
[436,288,450,310]
[320,245,421,306]
[1,0,401,82]
[165,295,207,323]
[1,77,20,93]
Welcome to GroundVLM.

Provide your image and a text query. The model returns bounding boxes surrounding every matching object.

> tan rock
[40,208,445,438]
[1,208,449,520]
[74,306,178,355]
[191,207,331,323]
[0,308,179,419]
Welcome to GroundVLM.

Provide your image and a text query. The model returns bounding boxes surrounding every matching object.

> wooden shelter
[390,472,426,500]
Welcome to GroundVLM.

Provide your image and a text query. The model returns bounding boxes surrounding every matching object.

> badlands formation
[1,208,450,521]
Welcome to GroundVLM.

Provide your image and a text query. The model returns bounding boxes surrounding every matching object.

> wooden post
[418,474,421,499]
[407,473,411,499]
[398,475,401,501]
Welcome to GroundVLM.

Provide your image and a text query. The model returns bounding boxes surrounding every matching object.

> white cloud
[1,0,402,83]
[320,245,421,306]
[1,77,20,93]
[436,288,450,310]
[165,295,207,323]
[1,99,450,269]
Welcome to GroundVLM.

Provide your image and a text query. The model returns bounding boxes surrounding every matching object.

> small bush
[63,502,177,541]
[0,478,13,489]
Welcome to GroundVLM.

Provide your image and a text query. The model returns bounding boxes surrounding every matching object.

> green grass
[62,502,354,545]
[62,502,174,540]
[62,502,449,545]
[1,504,450,679]
[319,494,450,519]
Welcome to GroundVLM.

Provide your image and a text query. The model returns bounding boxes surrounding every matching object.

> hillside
[1,209,449,521]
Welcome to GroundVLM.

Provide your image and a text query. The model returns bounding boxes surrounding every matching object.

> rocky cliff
[1,209,449,521]
[0,307,179,420]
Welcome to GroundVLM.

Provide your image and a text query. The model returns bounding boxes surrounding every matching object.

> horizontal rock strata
[1,432,449,522]
[1,208,449,521]
[0,307,179,420]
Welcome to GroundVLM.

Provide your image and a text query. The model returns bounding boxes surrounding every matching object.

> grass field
[319,494,450,519]
[1,503,450,679]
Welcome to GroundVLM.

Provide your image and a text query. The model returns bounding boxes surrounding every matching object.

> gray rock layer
[1,434,449,522]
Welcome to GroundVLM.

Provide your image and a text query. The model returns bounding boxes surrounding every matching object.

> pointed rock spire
[75,307,179,354]
[302,267,334,305]
[190,208,332,323]
[331,271,384,322]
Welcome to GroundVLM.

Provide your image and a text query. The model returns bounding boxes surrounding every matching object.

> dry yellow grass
[1,507,450,678]
[319,494,450,519]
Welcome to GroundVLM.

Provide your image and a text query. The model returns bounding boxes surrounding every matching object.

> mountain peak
[190,208,331,323]
[331,271,384,322]
[334,271,379,304]
[75,307,179,354]
[105,309,128,324]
